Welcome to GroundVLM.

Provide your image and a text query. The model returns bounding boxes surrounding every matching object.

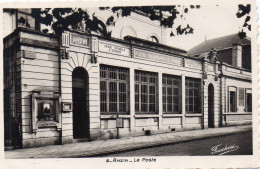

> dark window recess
[230,91,236,112]
[135,70,158,114]
[246,93,252,112]
[185,77,201,113]
[100,65,129,114]
[162,74,182,114]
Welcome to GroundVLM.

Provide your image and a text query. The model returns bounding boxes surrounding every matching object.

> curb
[68,126,251,158]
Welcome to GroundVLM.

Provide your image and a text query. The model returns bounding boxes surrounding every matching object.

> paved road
[104,131,252,156]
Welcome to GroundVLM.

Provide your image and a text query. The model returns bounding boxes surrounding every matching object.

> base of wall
[225,120,252,126]
[62,136,73,144]
[17,121,252,148]
[22,136,60,148]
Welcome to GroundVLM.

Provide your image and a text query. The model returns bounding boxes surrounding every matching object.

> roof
[188,33,251,56]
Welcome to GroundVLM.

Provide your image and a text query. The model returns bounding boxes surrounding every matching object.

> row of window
[100,65,201,115]
[229,87,252,112]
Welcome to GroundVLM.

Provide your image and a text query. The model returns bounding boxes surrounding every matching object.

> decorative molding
[70,33,90,48]
[99,41,130,57]
[20,37,59,50]
[185,59,202,70]
[134,49,183,66]
[91,36,99,53]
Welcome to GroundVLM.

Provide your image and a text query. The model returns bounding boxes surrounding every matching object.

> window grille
[162,74,182,114]
[100,65,129,114]
[228,86,237,112]
[135,70,158,114]
[185,77,201,113]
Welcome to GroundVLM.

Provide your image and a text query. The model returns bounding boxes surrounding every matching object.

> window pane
[230,91,236,112]
[163,87,166,95]
[119,103,126,112]
[173,88,178,95]
[101,103,107,112]
[135,103,139,112]
[149,86,155,94]
[119,83,126,92]
[101,92,106,102]
[167,104,172,112]
[135,84,139,93]
[141,103,148,112]
[163,104,166,112]
[167,88,172,95]
[100,81,106,91]
[149,104,155,112]
[163,96,166,103]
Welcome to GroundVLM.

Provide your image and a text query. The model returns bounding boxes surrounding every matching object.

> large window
[135,70,158,114]
[162,74,182,114]
[100,65,129,114]
[228,87,237,112]
[185,77,201,113]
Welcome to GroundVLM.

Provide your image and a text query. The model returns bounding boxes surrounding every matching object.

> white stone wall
[9,30,252,147]
[18,32,60,147]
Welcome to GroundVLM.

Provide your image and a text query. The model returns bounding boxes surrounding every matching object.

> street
[103,131,252,156]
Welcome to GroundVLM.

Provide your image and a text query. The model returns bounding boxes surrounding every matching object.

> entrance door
[72,67,89,139]
[208,84,214,128]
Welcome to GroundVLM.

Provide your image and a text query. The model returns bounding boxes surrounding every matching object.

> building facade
[3,9,252,149]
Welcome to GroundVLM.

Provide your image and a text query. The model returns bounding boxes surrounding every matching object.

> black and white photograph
[1,0,259,168]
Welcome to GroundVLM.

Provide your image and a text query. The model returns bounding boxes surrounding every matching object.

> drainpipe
[219,65,223,127]
[201,60,206,129]
[58,36,63,145]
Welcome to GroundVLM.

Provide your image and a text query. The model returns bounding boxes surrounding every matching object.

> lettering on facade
[185,59,202,70]
[99,42,130,56]
[70,33,90,48]
[134,49,183,66]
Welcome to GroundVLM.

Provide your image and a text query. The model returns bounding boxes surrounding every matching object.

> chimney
[232,43,242,67]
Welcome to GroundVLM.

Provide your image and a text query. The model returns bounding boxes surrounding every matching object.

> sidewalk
[5,125,251,159]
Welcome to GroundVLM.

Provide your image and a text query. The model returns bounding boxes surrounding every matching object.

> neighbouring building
[3,8,252,149]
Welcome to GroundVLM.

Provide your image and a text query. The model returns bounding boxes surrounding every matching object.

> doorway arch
[72,67,89,139]
[208,84,214,128]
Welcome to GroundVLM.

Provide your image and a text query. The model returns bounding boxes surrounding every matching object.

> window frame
[185,77,201,114]
[228,86,237,113]
[100,64,130,115]
[245,88,252,113]
[31,91,61,132]
[149,36,159,43]
[135,70,158,114]
[162,74,182,114]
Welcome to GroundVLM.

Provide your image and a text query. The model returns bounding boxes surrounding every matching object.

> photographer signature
[211,143,239,155]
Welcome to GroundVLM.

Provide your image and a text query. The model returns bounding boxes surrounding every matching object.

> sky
[167,2,251,51]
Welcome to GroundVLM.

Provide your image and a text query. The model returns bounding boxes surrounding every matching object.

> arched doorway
[72,67,89,139]
[208,84,214,128]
